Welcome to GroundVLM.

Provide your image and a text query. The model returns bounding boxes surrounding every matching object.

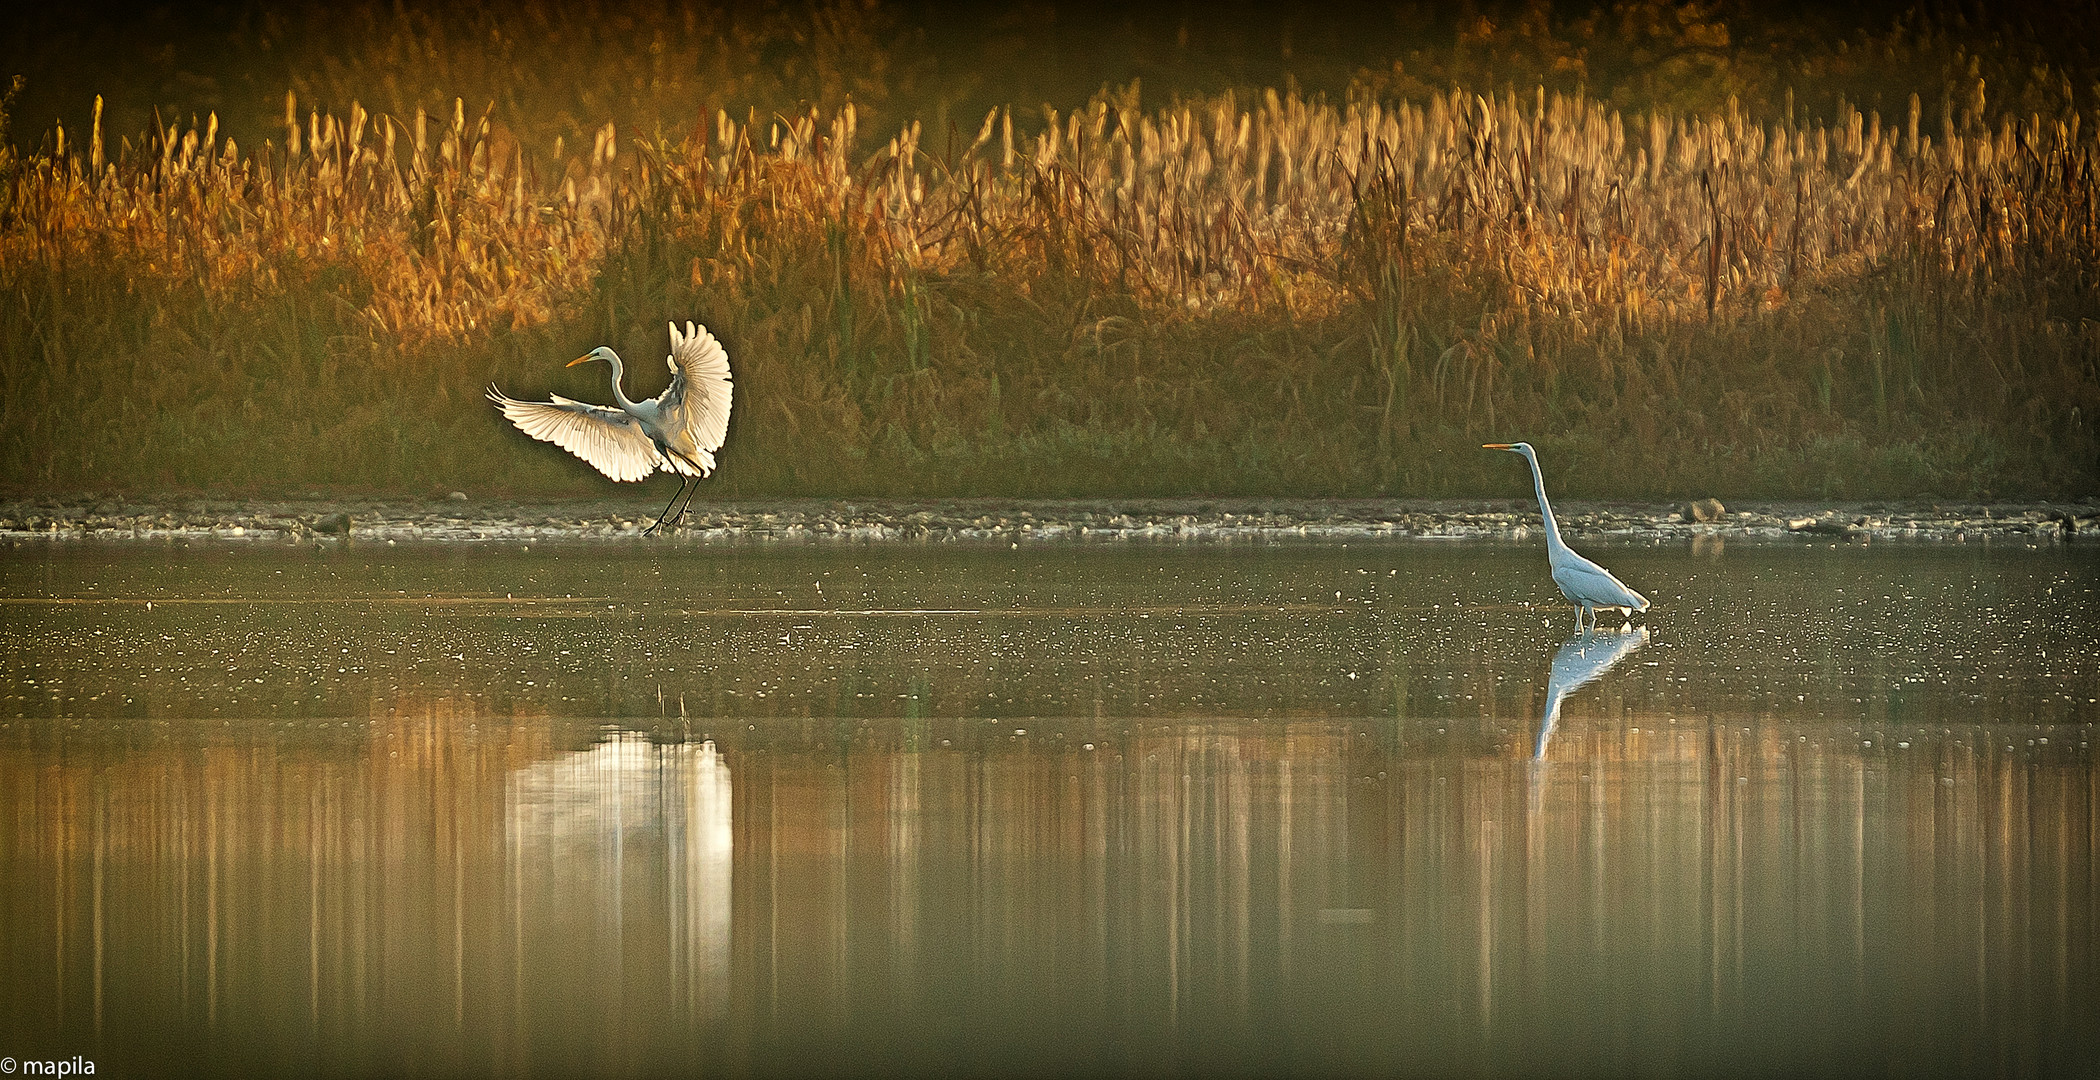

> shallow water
[2,539,2095,1076]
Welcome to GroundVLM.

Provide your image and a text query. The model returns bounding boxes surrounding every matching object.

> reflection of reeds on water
[0,713,2091,1070]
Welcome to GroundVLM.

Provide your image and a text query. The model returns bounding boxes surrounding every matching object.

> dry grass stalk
[2,82,2094,497]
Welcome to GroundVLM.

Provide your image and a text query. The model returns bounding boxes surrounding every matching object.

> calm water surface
[1,539,2095,1076]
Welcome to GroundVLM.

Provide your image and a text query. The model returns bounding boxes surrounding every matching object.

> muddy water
[2,540,2094,1076]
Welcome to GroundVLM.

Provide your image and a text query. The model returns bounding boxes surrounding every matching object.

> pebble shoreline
[1,496,2094,545]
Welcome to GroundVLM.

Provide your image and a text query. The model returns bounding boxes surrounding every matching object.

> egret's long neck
[604,352,639,412]
[1523,451,1570,553]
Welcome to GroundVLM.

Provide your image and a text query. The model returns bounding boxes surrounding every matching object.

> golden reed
[2,82,2094,496]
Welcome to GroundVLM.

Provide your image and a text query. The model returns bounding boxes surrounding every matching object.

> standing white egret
[1484,442,1650,629]
[489,321,733,534]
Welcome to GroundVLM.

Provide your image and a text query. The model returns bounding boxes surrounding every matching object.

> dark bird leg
[668,475,703,526]
[644,477,693,535]
[654,449,712,531]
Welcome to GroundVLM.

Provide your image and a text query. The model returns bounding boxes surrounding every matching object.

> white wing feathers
[659,321,735,459]
[1551,555,1650,611]
[489,320,733,483]
[486,387,665,482]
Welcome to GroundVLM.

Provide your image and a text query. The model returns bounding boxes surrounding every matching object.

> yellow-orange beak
[567,355,594,367]
[1482,443,1514,450]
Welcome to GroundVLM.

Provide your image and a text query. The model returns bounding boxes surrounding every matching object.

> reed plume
[3,77,2094,497]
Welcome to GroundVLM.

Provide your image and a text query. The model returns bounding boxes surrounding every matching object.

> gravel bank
[2,496,2095,545]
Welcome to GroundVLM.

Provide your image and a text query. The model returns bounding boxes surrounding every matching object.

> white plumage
[492,393,662,482]
[489,321,734,532]
[1485,441,1651,629]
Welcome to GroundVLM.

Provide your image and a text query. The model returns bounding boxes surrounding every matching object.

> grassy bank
[3,14,2096,499]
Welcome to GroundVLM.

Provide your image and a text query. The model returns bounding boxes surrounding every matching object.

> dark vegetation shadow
[1,0,2094,498]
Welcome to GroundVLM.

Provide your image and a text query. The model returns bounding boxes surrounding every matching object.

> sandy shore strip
[1,495,2094,545]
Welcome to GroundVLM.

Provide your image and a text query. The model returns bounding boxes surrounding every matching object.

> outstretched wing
[649,321,734,473]
[487,386,664,482]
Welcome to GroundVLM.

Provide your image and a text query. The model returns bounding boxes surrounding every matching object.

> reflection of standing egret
[1535,626,1649,759]
[1484,442,1651,630]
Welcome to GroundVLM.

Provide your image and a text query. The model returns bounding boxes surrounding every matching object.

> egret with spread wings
[1484,442,1650,629]
[489,321,733,534]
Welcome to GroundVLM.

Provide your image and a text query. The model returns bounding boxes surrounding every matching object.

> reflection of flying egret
[489,322,734,534]
[1535,626,1649,758]
[1484,442,1650,629]
[510,735,733,1019]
